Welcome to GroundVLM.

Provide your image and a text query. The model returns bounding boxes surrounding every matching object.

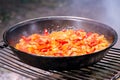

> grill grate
[0,41,120,80]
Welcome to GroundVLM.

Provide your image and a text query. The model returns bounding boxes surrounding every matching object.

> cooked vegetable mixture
[15,29,109,57]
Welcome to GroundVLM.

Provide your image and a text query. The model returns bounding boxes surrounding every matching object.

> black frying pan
[3,16,118,70]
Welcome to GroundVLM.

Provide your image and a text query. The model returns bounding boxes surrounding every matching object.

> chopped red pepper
[44,29,49,35]
[15,29,109,57]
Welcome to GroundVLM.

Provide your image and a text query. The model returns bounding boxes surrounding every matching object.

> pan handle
[0,41,8,49]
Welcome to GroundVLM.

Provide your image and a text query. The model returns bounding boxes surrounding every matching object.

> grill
[0,41,120,80]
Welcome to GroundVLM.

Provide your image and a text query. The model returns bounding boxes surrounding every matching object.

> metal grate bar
[51,70,82,80]
[106,54,120,59]
[0,41,120,80]
[110,48,120,52]
[80,67,113,79]
[0,57,54,80]
[62,71,90,80]
[96,62,119,72]
[70,70,96,80]
[0,48,64,80]
[63,70,103,80]
[87,66,116,79]
[0,63,36,79]
[88,66,115,75]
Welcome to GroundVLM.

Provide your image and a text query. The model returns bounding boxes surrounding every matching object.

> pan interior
[4,18,115,49]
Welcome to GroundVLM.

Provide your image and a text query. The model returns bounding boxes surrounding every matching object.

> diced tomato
[44,29,49,35]
[54,52,64,57]
[62,29,66,32]
[22,36,31,42]
[55,39,68,45]
[86,47,96,54]
[73,38,81,42]
[86,32,93,37]
[15,29,109,57]
[88,39,97,47]
[40,48,48,52]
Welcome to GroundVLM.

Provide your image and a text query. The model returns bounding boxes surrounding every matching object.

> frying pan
[3,16,118,70]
